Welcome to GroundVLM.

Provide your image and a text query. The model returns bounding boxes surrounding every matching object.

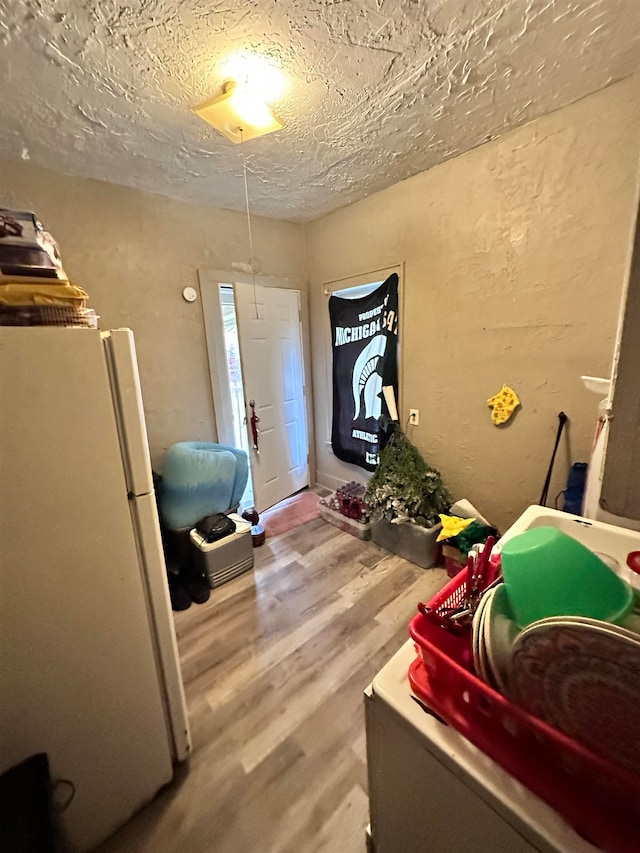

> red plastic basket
[409,569,640,853]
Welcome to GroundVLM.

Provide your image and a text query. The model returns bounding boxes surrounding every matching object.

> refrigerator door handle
[102,329,155,497]
[130,493,191,762]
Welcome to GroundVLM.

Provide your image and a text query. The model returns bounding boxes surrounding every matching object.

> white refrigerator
[0,327,191,851]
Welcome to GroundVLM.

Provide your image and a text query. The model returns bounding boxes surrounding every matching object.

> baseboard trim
[316,470,347,492]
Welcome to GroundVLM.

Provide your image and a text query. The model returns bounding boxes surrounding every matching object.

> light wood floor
[99,517,447,853]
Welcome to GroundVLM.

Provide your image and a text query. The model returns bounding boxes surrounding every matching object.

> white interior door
[234,282,309,510]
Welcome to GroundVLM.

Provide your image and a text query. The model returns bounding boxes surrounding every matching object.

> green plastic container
[501,526,634,628]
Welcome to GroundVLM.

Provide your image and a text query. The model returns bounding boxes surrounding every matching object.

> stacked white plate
[471,583,518,695]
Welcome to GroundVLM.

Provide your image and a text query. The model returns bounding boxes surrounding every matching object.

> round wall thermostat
[182,286,198,303]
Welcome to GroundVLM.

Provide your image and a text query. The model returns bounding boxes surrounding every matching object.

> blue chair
[159,441,249,531]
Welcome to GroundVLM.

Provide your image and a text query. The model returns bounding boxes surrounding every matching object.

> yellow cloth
[437,514,475,542]
[0,281,88,306]
[487,384,520,425]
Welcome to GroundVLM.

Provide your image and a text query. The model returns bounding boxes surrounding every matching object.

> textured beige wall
[306,76,640,532]
[0,160,307,469]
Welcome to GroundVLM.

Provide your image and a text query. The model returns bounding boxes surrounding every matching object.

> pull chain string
[239,128,259,320]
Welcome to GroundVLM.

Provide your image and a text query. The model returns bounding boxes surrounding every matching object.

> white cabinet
[364,642,598,853]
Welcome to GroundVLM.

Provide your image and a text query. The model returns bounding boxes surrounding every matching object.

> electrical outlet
[409,408,420,426]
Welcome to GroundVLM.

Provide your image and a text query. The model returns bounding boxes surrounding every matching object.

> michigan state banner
[329,273,399,471]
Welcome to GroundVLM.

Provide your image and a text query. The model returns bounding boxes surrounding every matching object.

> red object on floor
[251,523,266,547]
[408,570,640,853]
[442,544,466,578]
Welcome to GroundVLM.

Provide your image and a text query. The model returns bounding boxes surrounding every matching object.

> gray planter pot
[371,517,442,568]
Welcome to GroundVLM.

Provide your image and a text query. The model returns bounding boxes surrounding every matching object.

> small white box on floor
[189,514,254,588]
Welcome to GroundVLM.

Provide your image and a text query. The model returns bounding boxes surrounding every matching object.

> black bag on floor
[195,513,236,543]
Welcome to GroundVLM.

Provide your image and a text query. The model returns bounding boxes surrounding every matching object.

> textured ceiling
[1,0,639,221]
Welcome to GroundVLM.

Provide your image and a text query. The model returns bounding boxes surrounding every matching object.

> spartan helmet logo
[352,334,387,421]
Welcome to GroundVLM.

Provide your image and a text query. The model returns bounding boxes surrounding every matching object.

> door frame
[198,268,316,487]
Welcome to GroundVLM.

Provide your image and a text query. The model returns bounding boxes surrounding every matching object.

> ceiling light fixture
[193,80,285,144]
[221,53,288,102]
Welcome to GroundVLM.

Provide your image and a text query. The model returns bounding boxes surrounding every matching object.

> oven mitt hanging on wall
[487,384,520,425]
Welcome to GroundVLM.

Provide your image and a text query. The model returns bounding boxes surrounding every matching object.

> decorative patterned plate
[518,614,640,643]
[511,620,640,775]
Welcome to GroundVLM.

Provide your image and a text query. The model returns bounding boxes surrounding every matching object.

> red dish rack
[408,569,640,853]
